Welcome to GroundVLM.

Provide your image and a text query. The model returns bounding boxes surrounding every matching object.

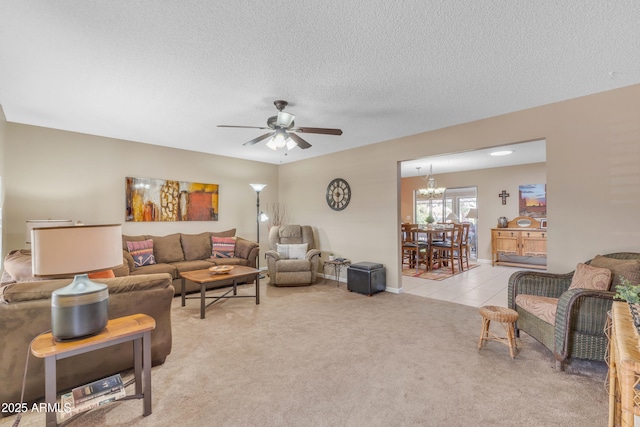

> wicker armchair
[508,252,640,370]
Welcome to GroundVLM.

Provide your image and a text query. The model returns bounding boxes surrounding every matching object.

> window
[443,187,478,258]
[415,191,445,223]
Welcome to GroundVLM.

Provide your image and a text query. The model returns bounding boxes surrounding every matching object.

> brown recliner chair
[265,225,321,286]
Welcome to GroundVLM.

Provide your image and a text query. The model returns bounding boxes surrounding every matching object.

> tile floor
[402,260,534,308]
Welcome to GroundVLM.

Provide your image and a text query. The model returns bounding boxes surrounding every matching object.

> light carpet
[4,282,608,427]
[402,263,479,280]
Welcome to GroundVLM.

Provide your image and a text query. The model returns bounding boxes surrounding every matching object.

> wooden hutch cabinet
[491,216,547,269]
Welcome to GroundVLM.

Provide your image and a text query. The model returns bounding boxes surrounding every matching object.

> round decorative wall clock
[326,178,351,211]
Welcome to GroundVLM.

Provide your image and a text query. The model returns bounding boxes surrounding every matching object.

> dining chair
[401,224,428,273]
[459,222,471,270]
[431,224,464,274]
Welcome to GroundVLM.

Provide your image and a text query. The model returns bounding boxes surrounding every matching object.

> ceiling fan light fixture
[265,137,278,150]
[286,138,297,150]
[276,111,295,128]
[269,129,288,149]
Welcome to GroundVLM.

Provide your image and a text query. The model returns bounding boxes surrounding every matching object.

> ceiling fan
[217,100,343,150]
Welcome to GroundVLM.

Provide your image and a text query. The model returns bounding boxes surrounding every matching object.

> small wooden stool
[478,305,519,358]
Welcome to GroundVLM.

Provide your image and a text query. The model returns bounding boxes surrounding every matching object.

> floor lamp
[250,184,269,277]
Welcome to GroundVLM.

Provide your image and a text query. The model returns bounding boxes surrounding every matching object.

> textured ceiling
[0,1,639,166]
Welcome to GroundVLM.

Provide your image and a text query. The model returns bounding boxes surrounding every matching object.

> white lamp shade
[26,220,73,244]
[466,208,478,219]
[276,111,295,127]
[31,224,123,276]
[250,183,267,193]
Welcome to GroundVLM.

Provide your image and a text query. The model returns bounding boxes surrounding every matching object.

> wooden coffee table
[180,266,260,319]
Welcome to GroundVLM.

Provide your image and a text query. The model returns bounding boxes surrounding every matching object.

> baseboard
[318,273,347,283]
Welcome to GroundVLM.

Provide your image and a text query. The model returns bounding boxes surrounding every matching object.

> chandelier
[416,165,446,198]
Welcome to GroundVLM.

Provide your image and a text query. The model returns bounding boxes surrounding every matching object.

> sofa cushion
[276,258,311,272]
[172,260,215,273]
[590,255,640,290]
[150,233,185,263]
[181,232,212,261]
[126,239,156,267]
[209,257,249,267]
[2,249,46,283]
[515,294,559,325]
[278,225,303,244]
[121,234,148,251]
[128,263,178,279]
[212,236,236,258]
[568,263,611,291]
[211,229,236,238]
[276,243,308,260]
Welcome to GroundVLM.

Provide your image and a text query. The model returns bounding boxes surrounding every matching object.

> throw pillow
[276,243,308,260]
[568,263,611,291]
[590,255,640,291]
[126,239,156,267]
[88,269,115,279]
[212,236,236,258]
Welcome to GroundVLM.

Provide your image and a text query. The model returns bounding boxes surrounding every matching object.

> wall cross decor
[498,190,510,205]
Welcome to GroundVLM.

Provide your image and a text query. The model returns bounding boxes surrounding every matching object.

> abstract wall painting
[125,177,219,222]
[519,184,546,218]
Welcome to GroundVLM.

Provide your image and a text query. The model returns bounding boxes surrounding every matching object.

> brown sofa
[121,230,259,294]
[0,273,174,412]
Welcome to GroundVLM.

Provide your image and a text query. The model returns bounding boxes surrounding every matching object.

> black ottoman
[347,262,386,296]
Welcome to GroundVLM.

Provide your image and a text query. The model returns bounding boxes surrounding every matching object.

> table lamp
[31,224,123,341]
[446,212,459,223]
[466,208,478,221]
[25,219,73,244]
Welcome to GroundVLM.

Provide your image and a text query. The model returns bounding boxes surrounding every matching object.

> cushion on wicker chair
[568,263,611,291]
[515,295,559,325]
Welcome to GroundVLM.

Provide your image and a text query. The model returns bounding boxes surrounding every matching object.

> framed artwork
[519,184,546,218]
[540,219,548,229]
[125,177,219,222]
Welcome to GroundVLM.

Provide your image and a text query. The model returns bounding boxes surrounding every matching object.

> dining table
[409,224,453,272]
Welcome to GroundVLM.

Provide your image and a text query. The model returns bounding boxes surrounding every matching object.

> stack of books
[58,374,126,421]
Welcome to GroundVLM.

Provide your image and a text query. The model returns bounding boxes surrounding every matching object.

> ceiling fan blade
[218,125,270,130]
[243,132,274,146]
[292,127,343,135]
[288,132,312,149]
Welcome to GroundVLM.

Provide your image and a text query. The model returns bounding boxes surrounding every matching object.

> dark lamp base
[51,274,109,341]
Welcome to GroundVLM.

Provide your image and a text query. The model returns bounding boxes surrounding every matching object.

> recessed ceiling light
[490,150,514,156]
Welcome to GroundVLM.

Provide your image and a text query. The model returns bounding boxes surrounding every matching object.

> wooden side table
[30,313,156,426]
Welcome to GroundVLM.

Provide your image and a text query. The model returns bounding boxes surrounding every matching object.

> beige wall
[0,105,6,258]
[3,124,279,261]
[3,84,639,292]
[278,84,640,291]
[401,163,547,261]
